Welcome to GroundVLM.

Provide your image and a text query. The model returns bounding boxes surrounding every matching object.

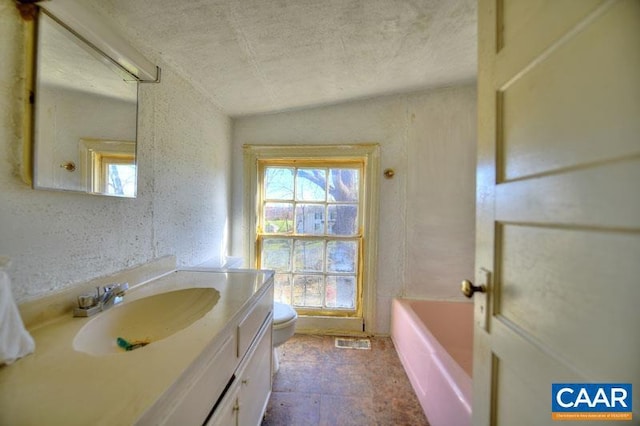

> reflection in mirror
[34,10,138,197]
[79,139,136,197]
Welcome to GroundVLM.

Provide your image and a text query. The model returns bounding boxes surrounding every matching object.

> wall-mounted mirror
[33,10,139,197]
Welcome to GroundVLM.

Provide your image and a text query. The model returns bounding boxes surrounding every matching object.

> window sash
[256,159,365,318]
[257,235,363,317]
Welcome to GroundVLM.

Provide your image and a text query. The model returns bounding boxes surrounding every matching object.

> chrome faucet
[73,282,129,317]
[98,283,129,310]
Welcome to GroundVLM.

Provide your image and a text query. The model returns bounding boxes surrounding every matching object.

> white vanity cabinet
[137,271,274,426]
[207,312,273,426]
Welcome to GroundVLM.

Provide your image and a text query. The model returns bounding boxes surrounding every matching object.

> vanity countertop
[0,269,274,425]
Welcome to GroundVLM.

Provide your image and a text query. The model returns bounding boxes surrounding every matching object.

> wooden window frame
[243,144,380,333]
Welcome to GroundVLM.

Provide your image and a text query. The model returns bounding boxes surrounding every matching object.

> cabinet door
[237,319,273,426]
[206,383,239,426]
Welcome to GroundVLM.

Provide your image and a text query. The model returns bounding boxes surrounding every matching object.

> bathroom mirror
[33,10,139,197]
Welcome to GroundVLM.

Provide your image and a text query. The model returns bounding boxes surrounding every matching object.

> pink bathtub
[391,299,473,426]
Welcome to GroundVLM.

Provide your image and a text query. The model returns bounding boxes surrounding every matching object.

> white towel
[0,271,35,365]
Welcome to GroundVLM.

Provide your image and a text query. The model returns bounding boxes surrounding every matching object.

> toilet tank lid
[273,302,297,323]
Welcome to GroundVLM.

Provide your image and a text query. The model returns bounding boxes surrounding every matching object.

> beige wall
[0,0,232,303]
[406,87,477,300]
[231,84,476,333]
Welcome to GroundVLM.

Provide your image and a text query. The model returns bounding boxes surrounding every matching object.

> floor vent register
[334,337,371,350]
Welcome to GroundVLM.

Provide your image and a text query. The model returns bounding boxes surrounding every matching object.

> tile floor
[261,334,430,426]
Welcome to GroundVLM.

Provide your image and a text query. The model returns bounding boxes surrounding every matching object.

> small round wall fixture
[60,161,76,172]
[383,168,395,179]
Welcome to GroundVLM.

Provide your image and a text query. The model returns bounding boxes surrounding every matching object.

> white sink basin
[73,288,220,356]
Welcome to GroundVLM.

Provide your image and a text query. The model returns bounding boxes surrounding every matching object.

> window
[258,163,362,316]
[244,145,380,332]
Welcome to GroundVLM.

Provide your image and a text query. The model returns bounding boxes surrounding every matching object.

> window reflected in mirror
[80,139,136,197]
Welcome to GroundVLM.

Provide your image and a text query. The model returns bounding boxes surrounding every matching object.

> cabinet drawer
[164,332,237,425]
[237,285,273,358]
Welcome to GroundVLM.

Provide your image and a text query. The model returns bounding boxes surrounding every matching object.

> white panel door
[474,1,640,425]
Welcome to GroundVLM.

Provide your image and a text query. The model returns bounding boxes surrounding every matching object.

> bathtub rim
[391,297,473,416]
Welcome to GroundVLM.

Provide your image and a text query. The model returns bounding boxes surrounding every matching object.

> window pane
[293,240,323,272]
[265,167,294,200]
[327,205,358,236]
[274,273,292,305]
[295,204,325,234]
[261,238,291,271]
[296,169,326,201]
[328,168,359,202]
[326,276,356,309]
[293,275,323,307]
[264,202,293,233]
[327,241,357,273]
[107,164,136,197]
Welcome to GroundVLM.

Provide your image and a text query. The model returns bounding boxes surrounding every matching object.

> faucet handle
[103,283,117,292]
[116,282,129,294]
[77,294,97,308]
[103,282,129,294]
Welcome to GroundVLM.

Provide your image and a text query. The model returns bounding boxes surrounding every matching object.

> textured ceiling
[89,0,477,116]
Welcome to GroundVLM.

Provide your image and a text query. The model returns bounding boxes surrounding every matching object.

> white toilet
[272,302,298,373]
